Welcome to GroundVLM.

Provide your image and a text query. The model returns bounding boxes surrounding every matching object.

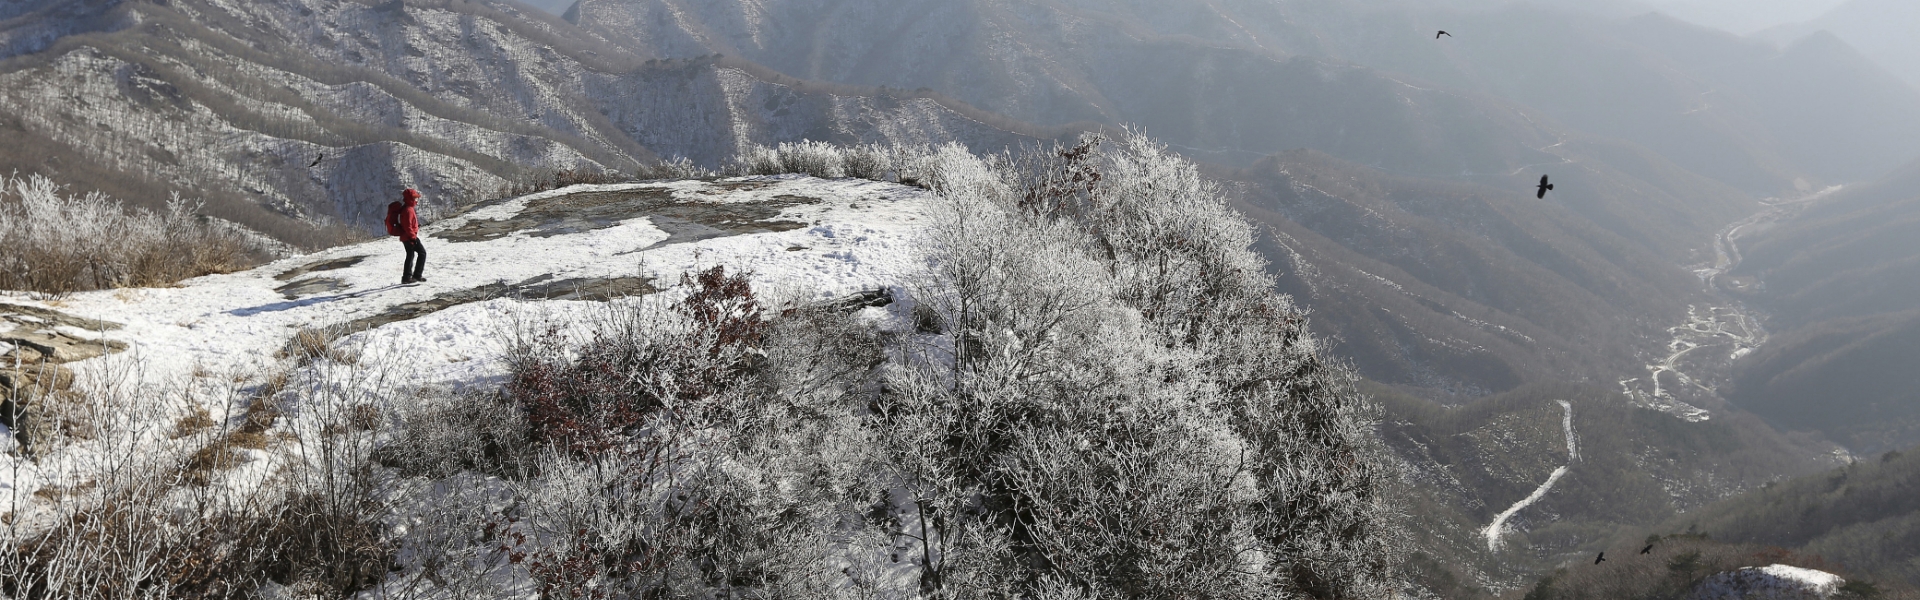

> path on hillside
[1618,186,1842,421]
[1483,400,1579,552]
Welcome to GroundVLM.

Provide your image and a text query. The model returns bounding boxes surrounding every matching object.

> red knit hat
[403,188,422,200]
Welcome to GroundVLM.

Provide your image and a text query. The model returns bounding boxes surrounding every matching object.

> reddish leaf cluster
[508,266,767,457]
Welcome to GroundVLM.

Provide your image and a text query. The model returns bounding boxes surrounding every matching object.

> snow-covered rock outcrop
[0,175,927,496]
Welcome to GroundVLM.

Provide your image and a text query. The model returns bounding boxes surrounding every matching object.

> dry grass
[169,405,215,439]
[278,326,358,366]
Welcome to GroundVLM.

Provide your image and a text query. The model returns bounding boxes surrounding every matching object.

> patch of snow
[1557,400,1578,462]
[1483,466,1568,553]
[1693,564,1845,600]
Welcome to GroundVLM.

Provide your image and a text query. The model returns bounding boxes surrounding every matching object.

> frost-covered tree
[882,133,1401,598]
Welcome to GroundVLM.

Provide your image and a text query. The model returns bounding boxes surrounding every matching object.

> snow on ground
[0,175,935,498]
[1694,564,1846,599]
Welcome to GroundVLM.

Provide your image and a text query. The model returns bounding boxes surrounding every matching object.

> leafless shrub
[0,135,1403,599]
[498,168,632,199]
[0,330,402,599]
[376,389,531,479]
[0,174,284,296]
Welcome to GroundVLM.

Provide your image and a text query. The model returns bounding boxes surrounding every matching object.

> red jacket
[386,190,421,240]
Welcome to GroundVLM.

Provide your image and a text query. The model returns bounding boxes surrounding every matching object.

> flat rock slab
[288,275,660,356]
[274,255,368,281]
[435,187,818,243]
[0,303,127,366]
[274,276,348,299]
[0,303,124,332]
[2,329,130,363]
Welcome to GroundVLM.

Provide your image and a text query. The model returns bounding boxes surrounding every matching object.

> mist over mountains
[567,0,1920,195]
[1760,0,1920,91]
[6,0,1920,596]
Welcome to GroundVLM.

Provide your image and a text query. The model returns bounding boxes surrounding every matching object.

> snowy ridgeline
[0,136,1399,599]
[14,174,925,399]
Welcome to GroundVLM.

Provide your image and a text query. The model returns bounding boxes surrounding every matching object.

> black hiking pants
[401,238,426,281]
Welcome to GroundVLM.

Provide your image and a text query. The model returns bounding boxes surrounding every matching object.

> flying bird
[1536,174,1554,199]
[309,154,324,168]
[1436,30,1451,39]
[1594,552,1607,565]
[1641,544,1654,555]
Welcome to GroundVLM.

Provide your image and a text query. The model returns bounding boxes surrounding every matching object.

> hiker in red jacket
[386,189,426,284]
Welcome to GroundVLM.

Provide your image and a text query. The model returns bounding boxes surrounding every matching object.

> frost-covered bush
[493,268,888,597]
[842,143,897,181]
[633,156,714,181]
[878,132,1401,598]
[0,174,282,295]
[734,140,940,182]
[376,389,530,479]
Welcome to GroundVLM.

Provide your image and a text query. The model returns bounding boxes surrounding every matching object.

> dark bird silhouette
[1594,552,1607,565]
[1641,543,1654,555]
[1536,174,1554,199]
[1436,30,1451,39]
[309,154,324,168]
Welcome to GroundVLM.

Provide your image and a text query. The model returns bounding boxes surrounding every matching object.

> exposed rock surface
[0,302,129,450]
[22,176,927,394]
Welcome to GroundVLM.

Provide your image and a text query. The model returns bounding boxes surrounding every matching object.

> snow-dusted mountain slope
[0,0,1039,237]
[0,175,925,496]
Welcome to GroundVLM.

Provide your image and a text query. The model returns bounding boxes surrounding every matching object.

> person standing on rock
[386,188,427,284]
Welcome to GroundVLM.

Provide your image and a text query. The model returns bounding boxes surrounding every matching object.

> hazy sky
[1634,0,1848,33]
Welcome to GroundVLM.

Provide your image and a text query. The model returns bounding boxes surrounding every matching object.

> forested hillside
[0,0,1048,239]
[1722,159,1920,453]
